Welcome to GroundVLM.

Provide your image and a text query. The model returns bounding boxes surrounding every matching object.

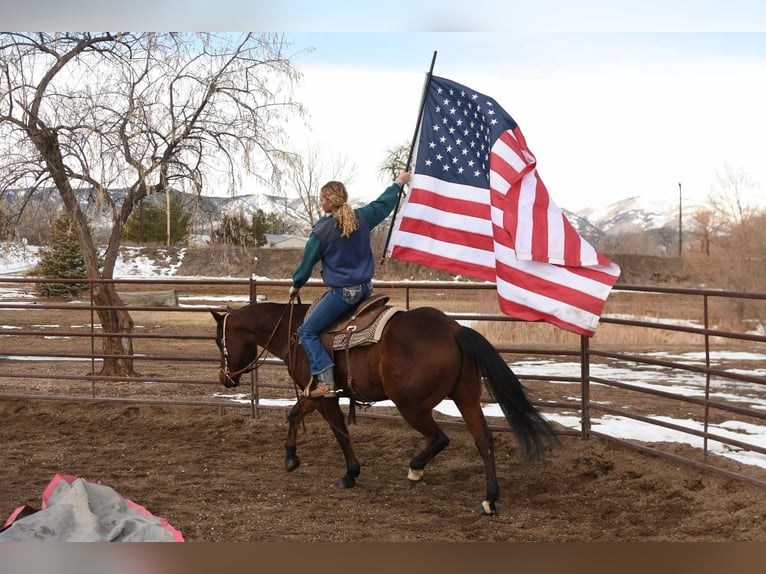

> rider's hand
[396,172,411,187]
[289,286,299,297]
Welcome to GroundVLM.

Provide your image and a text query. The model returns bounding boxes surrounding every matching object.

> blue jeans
[299,282,372,375]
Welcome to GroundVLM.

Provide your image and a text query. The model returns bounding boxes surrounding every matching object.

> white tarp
[0,475,183,542]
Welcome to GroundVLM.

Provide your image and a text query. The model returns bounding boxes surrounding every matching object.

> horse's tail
[455,326,557,461]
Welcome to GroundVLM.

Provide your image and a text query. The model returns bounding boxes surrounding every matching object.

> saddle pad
[329,306,405,350]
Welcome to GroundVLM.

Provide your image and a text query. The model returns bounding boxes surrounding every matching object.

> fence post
[249,276,259,418]
[580,335,591,440]
[703,293,711,464]
[90,279,96,397]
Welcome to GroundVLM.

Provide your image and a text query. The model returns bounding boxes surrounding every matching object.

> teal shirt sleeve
[291,232,322,289]
[358,182,402,229]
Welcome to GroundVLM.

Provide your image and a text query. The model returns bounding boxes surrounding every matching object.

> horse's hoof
[285,456,301,473]
[407,467,424,482]
[476,500,496,516]
[337,475,356,489]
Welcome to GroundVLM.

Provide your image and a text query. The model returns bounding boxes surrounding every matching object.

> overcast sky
[5,2,766,212]
[282,31,766,212]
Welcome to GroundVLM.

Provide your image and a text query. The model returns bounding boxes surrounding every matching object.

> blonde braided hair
[321,181,358,238]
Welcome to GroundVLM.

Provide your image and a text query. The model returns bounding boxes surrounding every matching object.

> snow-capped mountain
[576,196,681,235]
[555,195,688,244]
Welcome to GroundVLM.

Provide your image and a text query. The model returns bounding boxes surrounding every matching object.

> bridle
[218,298,300,386]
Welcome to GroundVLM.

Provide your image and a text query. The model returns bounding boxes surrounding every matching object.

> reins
[219,298,298,384]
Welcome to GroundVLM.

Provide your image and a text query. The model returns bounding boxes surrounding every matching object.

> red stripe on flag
[529,176,551,262]
[562,213,583,266]
[408,188,490,220]
[499,128,531,170]
[398,217,494,252]
[495,259,610,317]
[389,245,495,281]
[497,297,596,337]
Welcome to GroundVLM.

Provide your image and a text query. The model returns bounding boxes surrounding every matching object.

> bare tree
[286,143,356,231]
[690,208,718,256]
[709,165,762,243]
[711,165,762,276]
[378,141,410,183]
[0,32,303,375]
[705,165,765,291]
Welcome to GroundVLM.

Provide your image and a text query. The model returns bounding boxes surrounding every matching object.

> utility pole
[166,190,171,247]
[678,182,682,257]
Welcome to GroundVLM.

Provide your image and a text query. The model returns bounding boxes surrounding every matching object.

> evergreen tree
[123,191,190,244]
[251,209,268,247]
[0,203,11,239]
[252,209,286,247]
[212,213,255,246]
[37,213,91,297]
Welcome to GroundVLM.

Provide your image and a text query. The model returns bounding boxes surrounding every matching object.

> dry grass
[374,284,758,350]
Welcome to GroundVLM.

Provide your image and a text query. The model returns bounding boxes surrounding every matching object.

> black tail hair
[455,326,557,460]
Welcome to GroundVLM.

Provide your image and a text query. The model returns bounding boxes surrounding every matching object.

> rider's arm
[358,179,404,229]
[291,232,322,289]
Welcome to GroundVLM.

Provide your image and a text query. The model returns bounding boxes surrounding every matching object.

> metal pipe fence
[1,276,764,488]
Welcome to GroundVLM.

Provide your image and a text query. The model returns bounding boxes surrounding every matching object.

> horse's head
[211,309,257,388]
[212,301,304,389]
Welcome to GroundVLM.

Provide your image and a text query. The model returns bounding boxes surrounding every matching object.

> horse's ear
[211,311,223,323]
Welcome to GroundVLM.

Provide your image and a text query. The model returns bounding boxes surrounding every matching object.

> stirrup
[308,384,341,399]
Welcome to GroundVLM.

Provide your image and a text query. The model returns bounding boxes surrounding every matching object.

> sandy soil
[2,396,766,542]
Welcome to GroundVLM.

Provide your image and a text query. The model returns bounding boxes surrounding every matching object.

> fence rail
[1,275,765,488]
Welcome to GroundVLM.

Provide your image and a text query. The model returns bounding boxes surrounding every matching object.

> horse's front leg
[284,397,317,472]
[316,399,361,489]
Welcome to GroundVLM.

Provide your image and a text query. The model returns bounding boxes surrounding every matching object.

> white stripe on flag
[393,230,496,272]
[400,202,493,237]
[413,174,491,205]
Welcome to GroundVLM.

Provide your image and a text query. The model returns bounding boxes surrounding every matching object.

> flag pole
[379,50,437,265]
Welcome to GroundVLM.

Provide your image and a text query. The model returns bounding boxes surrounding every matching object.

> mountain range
[572,196,683,236]
[200,191,688,237]
[213,192,688,240]
[2,186,687,239]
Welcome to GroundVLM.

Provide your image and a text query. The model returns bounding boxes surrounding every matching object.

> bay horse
[211,297,555,515]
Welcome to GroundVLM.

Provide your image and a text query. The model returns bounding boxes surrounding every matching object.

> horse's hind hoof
[407,467,424,482]
[476,500,496,515]
[337,475,356,489]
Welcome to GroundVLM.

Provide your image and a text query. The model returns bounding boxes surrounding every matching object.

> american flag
[386,75,620,336]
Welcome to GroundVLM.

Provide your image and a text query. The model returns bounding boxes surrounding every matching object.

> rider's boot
[309,367,340,399]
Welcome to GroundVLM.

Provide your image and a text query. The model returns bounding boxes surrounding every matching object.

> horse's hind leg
[396,405,450,484]
[284,397,317,472]
[453,394,499,515]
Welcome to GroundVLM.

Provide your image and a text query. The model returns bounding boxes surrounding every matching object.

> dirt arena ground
[2,396,766,542]
[2,252,766,543]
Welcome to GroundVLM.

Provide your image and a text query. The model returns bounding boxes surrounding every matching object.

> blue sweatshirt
[291,181,402,289]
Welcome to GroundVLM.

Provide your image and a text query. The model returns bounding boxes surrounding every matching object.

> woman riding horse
[289,172,410,398]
